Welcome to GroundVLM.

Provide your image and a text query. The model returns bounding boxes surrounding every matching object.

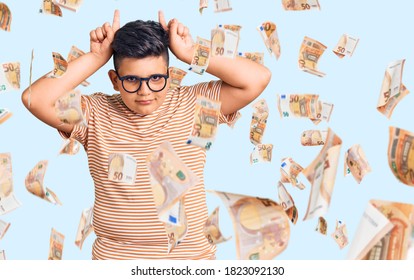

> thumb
[112,9,120,31]
[158,10,168,31]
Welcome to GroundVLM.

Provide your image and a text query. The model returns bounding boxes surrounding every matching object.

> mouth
[135,100,153,105]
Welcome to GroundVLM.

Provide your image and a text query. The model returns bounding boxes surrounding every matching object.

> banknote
[59,138,81,155]
[277,94,333,124]
[209,190,290,260]
[189,37,211,75]
[187,95,221,150]
[282,0,320,10]
[348,200,414,260]
[56,0,83,12]
[377,60,409,119]
[0,108,12,124]
[250,99,269,145]
[48,228,64,260]
[0,62,20,93]
[67,46,90,86]
[228,111,241,129]
[388,126,414,186]
[199,0,208,14]
[28,49,34,108]
[164,199,188,253]
[0,250,5,260]
[301,130,327,146]
[298,36,326,77]
[315,216,327,235]
[214,0,232,12]
[55,90,86,126]
[344,144,371,184]
[75,207,93,250]
[108,153,137,185]
[257,21,281,59]
[168,67,187,90]
[280,157,306,190]
[40,0,63,16]
[0,2,11,31]
[277,181,298,224]
[25,160,62,205]
[48,52,68,78]
[0,153,22,215]
[0,219,10,240]
[302,128,342,220]
[237,52,264,65]
[147,141,199,217]
[333,34,359,58]
[331,220,348,249]
[250,144,273,164]
[223,24,242,34]
[204,207,231,245]
[211,25,239,59]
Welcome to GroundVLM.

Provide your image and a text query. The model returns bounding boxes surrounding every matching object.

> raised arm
[159,11,271,116]
[21,10,120,133]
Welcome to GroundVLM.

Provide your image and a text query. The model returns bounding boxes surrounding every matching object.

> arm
[159,11,271,116]
[21,10,120,133]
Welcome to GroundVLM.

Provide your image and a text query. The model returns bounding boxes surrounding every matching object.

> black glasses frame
[115,71,169,93]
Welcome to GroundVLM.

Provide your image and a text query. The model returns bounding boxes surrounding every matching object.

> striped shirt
[59,80,237,260]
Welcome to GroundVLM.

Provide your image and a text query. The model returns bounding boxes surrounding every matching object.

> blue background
[1,0,414,260]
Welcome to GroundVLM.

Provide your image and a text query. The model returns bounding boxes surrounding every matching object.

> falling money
[315,216,327,235]
[168,67,187,90]
[213,0,232,12]
[388,126,414,186]
[204,206,231,245]
[58,138,81,155]
[302,128,342,220]
[0,219,10,240]
[0,250,5,260]
[199,0,208,14]
[189,37,211,74]
[333,34,359,58]
[67,46,90,86]
[282,0,320,11]
[163,199,188,253]
[0,153,22,215]
[25,160,62,205]
[277,181,298,224]
[238,52,264,65]
[209,190,290,260]
[75,207,94,250]
[250,144,273,164]
[348,200,414,260]
[0,108,12,124]
[257,21,281,59]
[277,94,333,125]
[280,157,306,190]
[48,228,65,260]
[54,90,86,126]
[211,25,239,59]
[39,0,63,17]
[331,220,348,249]
[0,62,20,93]
[301,130,327,146]
[0,2,11,31]
[56,0,83,12]
[108,153,137,185]
[298,36,327,77]
[250,99,269,145]
[48,52,68,78]
[377,59,409,119]
[187,95,220,150]
[344,144,371,184]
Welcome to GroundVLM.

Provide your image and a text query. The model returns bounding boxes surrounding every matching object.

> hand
[158,10,194,64]
[90,10,120,63]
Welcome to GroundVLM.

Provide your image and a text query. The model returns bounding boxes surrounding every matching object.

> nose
[136,81,151,96]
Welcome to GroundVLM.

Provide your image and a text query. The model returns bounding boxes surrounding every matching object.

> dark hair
[112,20,169,71]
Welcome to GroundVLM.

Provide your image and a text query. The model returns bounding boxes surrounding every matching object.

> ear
[108,70,120,91]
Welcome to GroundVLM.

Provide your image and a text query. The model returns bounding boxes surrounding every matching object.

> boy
[22,10,271,259]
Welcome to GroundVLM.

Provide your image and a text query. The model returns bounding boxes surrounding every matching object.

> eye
[150,75,163,82]
[124,76,139,83]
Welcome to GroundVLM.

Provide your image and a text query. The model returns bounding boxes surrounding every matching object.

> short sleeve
[191,80,239,126]
[57,94,92,149]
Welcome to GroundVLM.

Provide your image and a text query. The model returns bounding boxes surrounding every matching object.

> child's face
[109,56,169,115]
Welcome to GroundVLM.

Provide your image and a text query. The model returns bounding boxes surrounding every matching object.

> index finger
[158,10,168,31]
[112,9,120,31]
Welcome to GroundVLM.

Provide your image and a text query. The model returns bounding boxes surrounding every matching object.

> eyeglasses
[115,71,169,93]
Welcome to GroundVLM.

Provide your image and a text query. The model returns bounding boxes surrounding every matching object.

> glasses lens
[122,76,141,93]
[148,75,167,92]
